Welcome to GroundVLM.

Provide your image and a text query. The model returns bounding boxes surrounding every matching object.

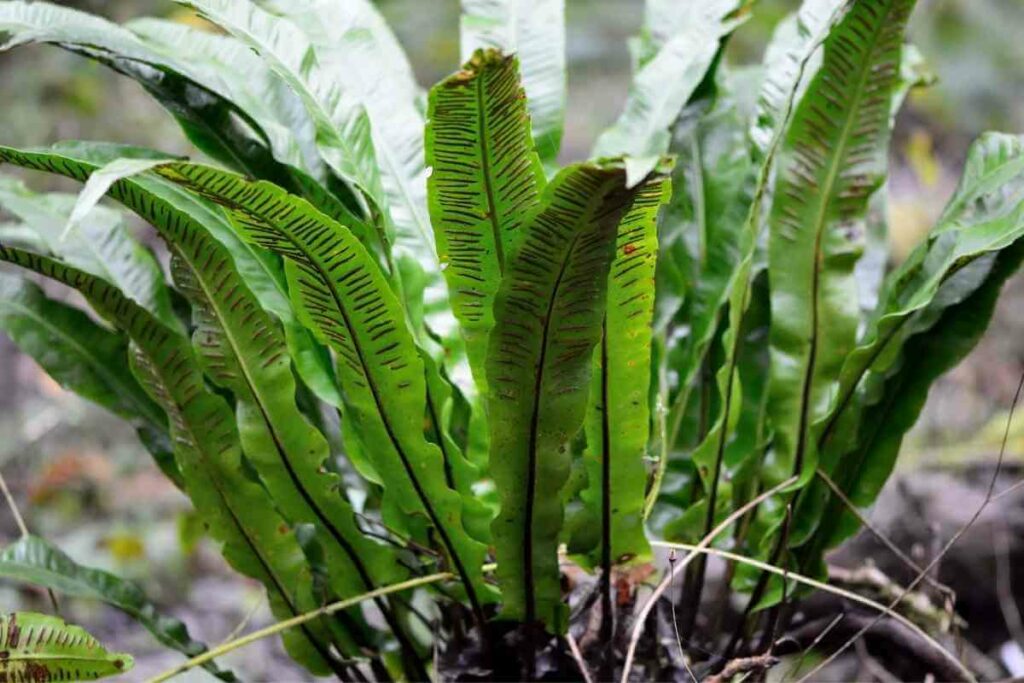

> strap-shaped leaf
[486,160,668,631]
[253,0,420,102]
[0,612,133,681]
[575,175,671,566]
[168,256,421,660]
[832,243,1024,531]
[0,142,344,409]
[426,49,545,388]
[0,177,178,330]
[630,0,746,68]
[460,0,567,167]
[592,0,746,184]
[0,535,232,681]
[176,0,469,384]
[0,1,327,193]
[150,161,494,619]
[792,133,1024,557]
[752,0,851,157]
[0,247,349,677]
[0,273,177,485]
[763,0,915,492]
[0,145,412,657]
[794,243,1024,578]
[179,0,461,369]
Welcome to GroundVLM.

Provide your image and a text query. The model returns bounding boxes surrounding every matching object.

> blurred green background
[1,0,1022,679]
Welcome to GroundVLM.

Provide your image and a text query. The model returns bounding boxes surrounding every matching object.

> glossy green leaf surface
[0,177,177,330]
[592,0,745,184]
[253,0,434,271]
[575,175,671,566]
[0,142,344,409]
[151,161,493,615]
[763,0,915,493]
[175,0,384,217]
[169,253,411,624]
[426,49,545,389]
[177,0,466,390]
[0,247,348,677]
[486,160,667,631]
[793,133,1024,555]
[0,1,325,191]
[0,612,133,681]
[0,146,408,653]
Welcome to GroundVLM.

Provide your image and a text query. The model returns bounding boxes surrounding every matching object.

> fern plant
[0,0,1021,680]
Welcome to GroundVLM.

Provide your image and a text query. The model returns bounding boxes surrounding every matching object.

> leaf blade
[763,0,915,492]
[0,612,133,681]
[575,175,671,566]
[487,160,668,630]
[0,247,352,677]
[426,49,545,389]
[151,161,494,617]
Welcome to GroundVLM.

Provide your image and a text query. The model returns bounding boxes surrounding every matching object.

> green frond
[426,49,545,389]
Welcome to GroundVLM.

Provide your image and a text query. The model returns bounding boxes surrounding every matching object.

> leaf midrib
[275,222,484,618]
[188,2,376,198]
[790,2,891,476]
[179,245,372,572]
[151,358,341,675]
[1,248,340,674]
[474,62,505,271]
[521,178,617,623]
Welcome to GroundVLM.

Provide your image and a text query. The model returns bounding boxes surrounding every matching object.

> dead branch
[828,563,962,632]
[703,653,779,683]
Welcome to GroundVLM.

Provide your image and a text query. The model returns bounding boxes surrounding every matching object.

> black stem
[598,327,615,682]
[721,510,791,664]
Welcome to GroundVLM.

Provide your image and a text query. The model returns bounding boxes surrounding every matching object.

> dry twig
[704,653,779,683]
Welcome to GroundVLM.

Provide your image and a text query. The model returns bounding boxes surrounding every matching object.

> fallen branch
[828,563,961,632]
[816,468,955,601]
[704,653,779,683]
